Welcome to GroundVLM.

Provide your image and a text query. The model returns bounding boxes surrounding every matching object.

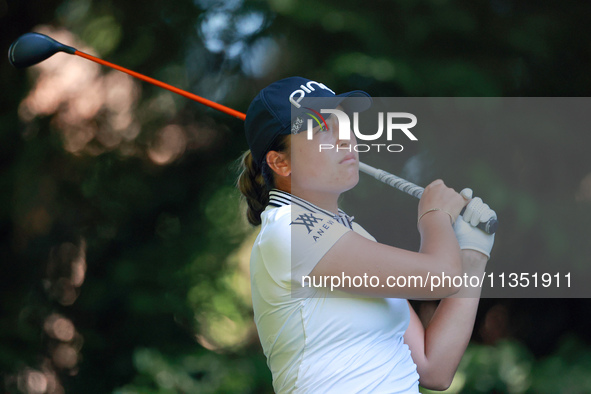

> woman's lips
[340,154,357,164]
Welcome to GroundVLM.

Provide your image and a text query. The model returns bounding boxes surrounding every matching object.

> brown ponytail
[237,135,289,226]
[237,151,268,226]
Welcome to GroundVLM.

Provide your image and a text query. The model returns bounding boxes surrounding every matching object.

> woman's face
[289,108,359,196]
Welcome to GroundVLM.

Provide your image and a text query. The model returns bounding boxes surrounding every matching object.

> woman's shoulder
[260,204,292,231]
[260,203,335,226]
[256,205,292,247]
[257,203,353,249]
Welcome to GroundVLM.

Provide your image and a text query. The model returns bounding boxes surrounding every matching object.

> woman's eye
[318,124,331,133]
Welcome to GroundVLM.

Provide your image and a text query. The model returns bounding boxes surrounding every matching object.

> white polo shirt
[250,189,419,393]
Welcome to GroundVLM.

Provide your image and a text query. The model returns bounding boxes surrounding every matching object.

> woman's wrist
[461,249,488,271]
[418,208,454,228]
[417,209,455,233]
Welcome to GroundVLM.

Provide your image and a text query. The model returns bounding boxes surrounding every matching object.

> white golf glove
[454,188,496,258]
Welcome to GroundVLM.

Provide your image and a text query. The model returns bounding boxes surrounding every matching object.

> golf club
[360,162,498,234]
[9,32,498,234]
[8,32,246,120]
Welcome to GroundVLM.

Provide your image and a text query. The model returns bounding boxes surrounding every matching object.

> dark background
[1,0,591,392]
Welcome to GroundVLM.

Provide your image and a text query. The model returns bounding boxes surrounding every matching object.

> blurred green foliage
[1,0,591,392]
[423,336,591,393]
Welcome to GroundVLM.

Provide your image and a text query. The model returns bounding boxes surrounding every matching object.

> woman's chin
[341,172,360,192]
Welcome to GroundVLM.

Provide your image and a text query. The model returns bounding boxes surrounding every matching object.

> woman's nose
[336,126,356,146]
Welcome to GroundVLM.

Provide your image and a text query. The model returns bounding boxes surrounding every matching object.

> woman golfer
[238,77,496,393]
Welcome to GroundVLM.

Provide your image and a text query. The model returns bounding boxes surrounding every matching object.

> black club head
[8,32,77,68]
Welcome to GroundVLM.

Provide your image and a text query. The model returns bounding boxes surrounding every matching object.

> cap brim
[336,90,372,114]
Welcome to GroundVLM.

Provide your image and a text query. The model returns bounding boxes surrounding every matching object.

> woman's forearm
[417,212,464,278]
[420,250,487,389]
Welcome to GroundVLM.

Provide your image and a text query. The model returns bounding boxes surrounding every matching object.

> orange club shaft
[74,50,247,121]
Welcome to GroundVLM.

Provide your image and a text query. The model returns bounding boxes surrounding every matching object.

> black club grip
[460,207,498,234]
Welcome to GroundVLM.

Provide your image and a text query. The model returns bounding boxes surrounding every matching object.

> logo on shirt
[291,213,338,242]
[290,213,323,234]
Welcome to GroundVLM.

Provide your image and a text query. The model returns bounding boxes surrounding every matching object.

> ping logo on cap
[289,80,335,109]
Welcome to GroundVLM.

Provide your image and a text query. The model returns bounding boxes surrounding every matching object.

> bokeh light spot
[25,370,47,394]
[52,344,78,369]
[148,125,187,165]
[44,314,76,342]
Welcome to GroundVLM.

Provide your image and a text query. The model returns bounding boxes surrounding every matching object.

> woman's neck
[281,187,340,215]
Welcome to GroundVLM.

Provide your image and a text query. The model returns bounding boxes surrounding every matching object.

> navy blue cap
[245,76,371,166]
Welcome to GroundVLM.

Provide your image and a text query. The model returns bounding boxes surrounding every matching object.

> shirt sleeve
[256,205,352,294]
[289,206,351,287]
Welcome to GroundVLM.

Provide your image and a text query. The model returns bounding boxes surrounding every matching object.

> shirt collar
[268,189,355,229]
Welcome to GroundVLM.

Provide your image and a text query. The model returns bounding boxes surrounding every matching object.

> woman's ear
[266,150,291,178]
